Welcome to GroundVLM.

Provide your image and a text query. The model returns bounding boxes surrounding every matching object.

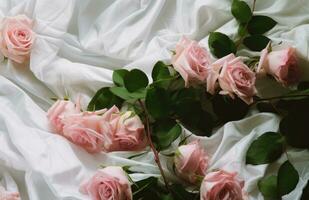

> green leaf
[279,97,309,149]
[212,94,249,123]
[132,177,158,199]
[152,61,171,81]
[258,175,279,199]
[278,161,299,196]
[243,35,270,51]
[152,119,182,150]
[113,69,129,86]
[87,87,123,111]
[174,99,213,136]
[231,0,252,23]
[238,23,248,37]
[169,184,199,200]
[145,87,170,119]
[301,180,309,200]
[110,87,146,100]
[298,81,309,91]
[124,69,149,92]
[208,32,237,58]
[246,132,284,165]
[248,15,277,35]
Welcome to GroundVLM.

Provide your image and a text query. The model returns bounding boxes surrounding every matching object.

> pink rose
[47,100,81,133]
[172,37,211,87]
[0,186,20,200]
[102,110,147,152]
[218,54,257,104]
[0,15,35,63]
[206,54,236,95]
[257,45,300,86]
[62,111,107,153]
[174,141,209,184]
[80,166,132,200]
[200,170,246,200]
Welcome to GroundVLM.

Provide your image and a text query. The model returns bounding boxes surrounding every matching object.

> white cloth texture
[0,0,308,199]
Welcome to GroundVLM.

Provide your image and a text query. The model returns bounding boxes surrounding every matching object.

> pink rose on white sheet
[218,54,257,104]
[47,100,81,133]
[102,108,147,152]
[80,166,132,200]
[0,186,20,200]
[174,140,209,184]
[257,45,300,86]
[0,15,35,63]
[200,170,246,200]
[172,37,211,87]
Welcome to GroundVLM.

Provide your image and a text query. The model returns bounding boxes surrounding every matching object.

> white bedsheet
[0,0,308,199]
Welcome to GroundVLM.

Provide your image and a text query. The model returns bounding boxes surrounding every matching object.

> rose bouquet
[1,1,308,200]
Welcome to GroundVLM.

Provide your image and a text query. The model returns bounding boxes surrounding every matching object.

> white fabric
[0,0,308,199]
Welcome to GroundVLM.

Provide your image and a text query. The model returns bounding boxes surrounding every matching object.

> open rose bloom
[0,186,20,200]
[257,45,300,86]
[174,141,209,184]
[47,101,146,153]
[0,15,35,63]
[218,54,257,104]
[200,170,246,200]
[80,166,132,200]
[171,37,211,87]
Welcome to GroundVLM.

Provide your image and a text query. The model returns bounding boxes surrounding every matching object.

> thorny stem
[252,0,257,12]
[256,94,309,102]
[138,100,170,191]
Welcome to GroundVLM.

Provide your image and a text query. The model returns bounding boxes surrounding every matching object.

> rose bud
[0,15,35,63]
[218,54,257,104]
[200,170,246,200]
[257,45,300,86]
[174,140,209,184]
[80,166,132,200]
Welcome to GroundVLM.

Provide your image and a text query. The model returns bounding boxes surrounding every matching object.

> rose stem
[138,100,170,191]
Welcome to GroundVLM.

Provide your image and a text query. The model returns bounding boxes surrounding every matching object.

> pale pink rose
[257,45,300,86]
[0,15,35,63]
[172,37,211,87]
[200,170,246,200]
[0,186,20,200]
[174,141,209,184]
[218,54,257,104]
[62,111,107,153]
[47,100,81,133]
[102,110,147,152]
[206,54,236,95]
[80,166,132,200]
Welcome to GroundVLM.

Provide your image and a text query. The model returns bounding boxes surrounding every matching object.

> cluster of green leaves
[88,61,214,151]
[256,82,309,149]
[246,132,300,199]
[208,0,277,58]
[131,177,199,200]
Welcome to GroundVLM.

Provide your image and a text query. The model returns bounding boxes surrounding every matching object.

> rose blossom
[0,186,20,200]
[47,100,81,133]
[200,170,246,200]
[174,140,209,184]
[257,45,300,86]
[218,54,257,104]
[80,166,132,200]
[171,37,211,87]
[0,15,35,63]
[102,108,147,152]
[61,110,108,153]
